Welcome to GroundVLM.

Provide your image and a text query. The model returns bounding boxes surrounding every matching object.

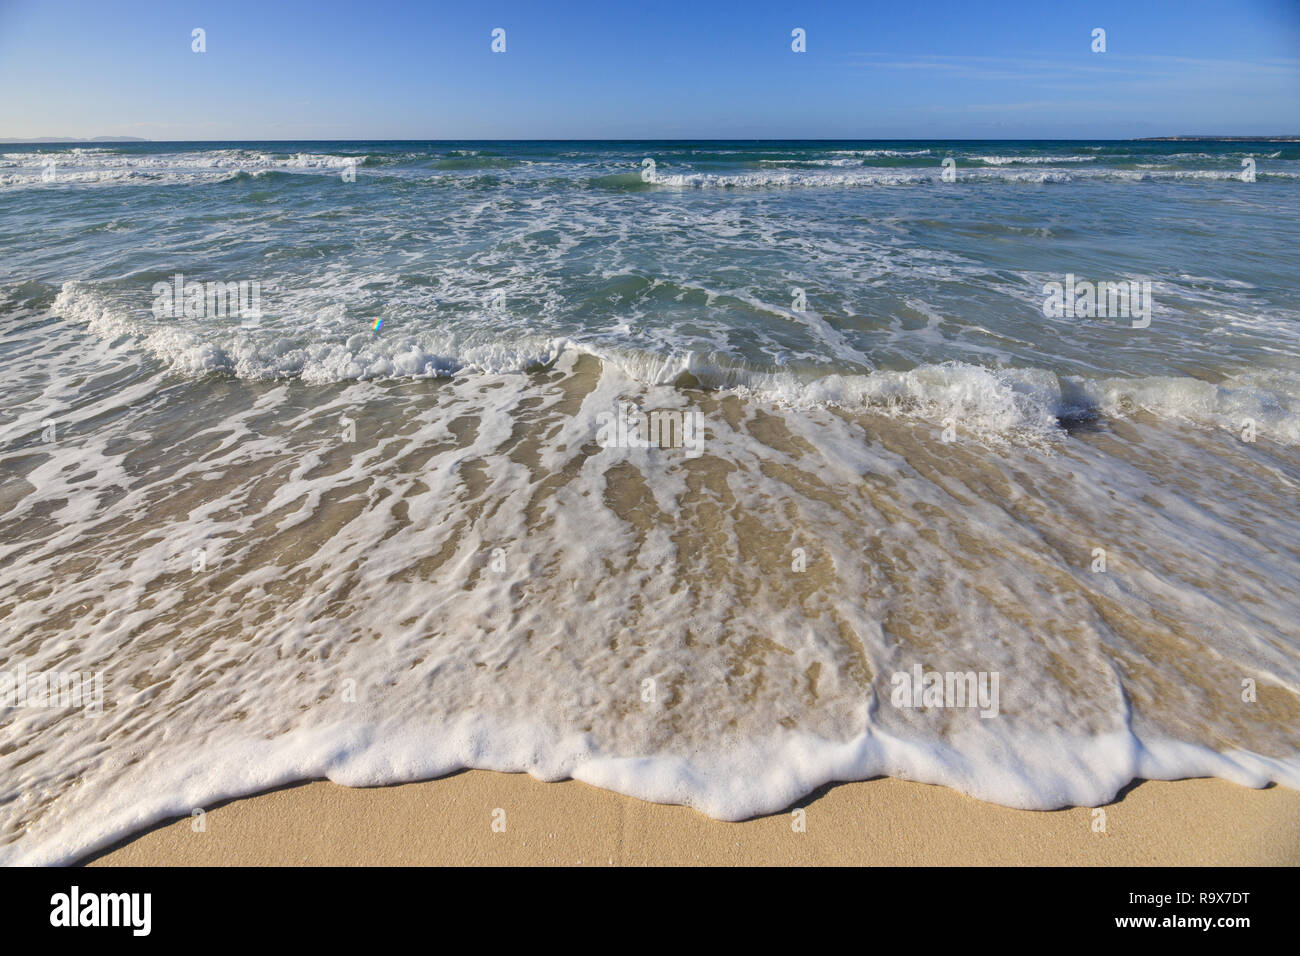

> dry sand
[85,772,1300,866]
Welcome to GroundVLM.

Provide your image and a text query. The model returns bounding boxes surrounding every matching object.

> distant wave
[974,155,1097,165]
[0,149,365,188]
[4,144,1294,189]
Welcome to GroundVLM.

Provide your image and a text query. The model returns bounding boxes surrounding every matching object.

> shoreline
[84,771,1300,866]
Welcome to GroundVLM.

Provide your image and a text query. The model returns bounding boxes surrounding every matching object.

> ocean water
[1,140,1298,864]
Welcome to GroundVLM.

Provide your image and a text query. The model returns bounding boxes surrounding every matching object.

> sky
[0,0,1297,140]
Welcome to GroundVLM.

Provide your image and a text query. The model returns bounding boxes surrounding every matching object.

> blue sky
[1,0,1297,139]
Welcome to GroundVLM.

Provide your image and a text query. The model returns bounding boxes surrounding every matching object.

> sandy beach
[84,773,1300,866]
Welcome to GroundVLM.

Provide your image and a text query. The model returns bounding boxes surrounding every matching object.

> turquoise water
[2,141,1298,863]
[6,140,1299,399]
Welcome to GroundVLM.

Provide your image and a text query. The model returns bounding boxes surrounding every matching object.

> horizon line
[4,135,1300,144]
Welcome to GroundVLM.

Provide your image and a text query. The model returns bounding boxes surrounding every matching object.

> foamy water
[1,140,1298,864]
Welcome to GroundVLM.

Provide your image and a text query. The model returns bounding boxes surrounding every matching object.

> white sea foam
[6,711,1296,865]
[829,148,933,157]
[758,158,870,167]
[975,155,1097,164]
[51,281,1300,444]
[0,149,365,187]
[648,169,931,188]
[640,166,1299,188]
[1,339,1297,865]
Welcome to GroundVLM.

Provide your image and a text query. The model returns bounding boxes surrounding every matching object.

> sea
[1,140,1297,863]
